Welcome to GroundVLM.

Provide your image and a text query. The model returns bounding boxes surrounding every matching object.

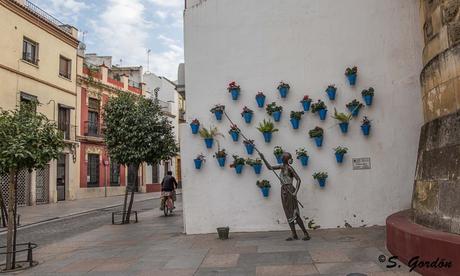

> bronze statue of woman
[259,151,311,241]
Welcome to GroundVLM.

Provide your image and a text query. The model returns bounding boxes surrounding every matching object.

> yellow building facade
[0,0,79,204]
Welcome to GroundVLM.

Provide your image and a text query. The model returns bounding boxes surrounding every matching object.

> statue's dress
[280,166,300,224]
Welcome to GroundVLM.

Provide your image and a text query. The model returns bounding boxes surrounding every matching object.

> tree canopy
[103,91,179,166]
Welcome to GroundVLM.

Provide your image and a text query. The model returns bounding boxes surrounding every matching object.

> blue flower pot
[326,88,336,100]
[230,131,239,142]
[318,109,327,120]
[261,187,270,197]
[253,164,262,174]
[245,143,255,155]
[214,110,223,121]
[278,87,289,98]
[314,136,323,147]
[361,124,371,136]
[348,106,360,117]
[235,164,244,174]
[256,96,266,108]
[275,155,283,164]
[318,178,326,188]
[301,101,311,112]
[190,123,199,134]
[243,112,253,124]
[230,88,240,100]
[204,138,214,148]
[335,152,345,163]
[217,157,226,167]
[339,122,349,134]
[290,118,300,129]
[272,111,282,122]
[299,155,309,167]
[347,74,357,86]
[263,132,272,143]
[363,95,373,106]
[194,159,203,169]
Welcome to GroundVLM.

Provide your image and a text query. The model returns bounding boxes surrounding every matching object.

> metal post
[27,242,32,266]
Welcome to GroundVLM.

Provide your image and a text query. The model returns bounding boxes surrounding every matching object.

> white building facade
[181,0,424,234]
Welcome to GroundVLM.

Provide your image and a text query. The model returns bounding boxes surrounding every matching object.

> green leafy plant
[296,148,309,158]
[290,111,304,120]
[228,124,240,134]
[257,120,279,133]
[199,126,223,139]
[266,102,283,116]
[277,81,290,89]
[334,146,348,154]
[345,66,358,76]
[362,116,371,125]
[326,85,336,91]
[361,87,375,97]
[313,172,328,180]
[300,95,312,103]
[332,108,352,123]
[256,91,265,98]
[195,154,206,162]
[246,158,262,166]
[256,179,271,188]
[210,104,225,114]
[241,106,254,116]
[214,149,227,158]
[346,99,364,110]
[311,100,327,113]
[230,155,246,168]
[273,146,284,156]
[308,126,324,138]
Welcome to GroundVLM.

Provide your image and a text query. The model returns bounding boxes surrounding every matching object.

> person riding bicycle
[160,171,178,211]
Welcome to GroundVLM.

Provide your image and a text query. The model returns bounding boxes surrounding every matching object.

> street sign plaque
[352,157,371,170]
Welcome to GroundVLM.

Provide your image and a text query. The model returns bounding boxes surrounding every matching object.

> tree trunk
[125,164,138,223]
[12,172,18,267]
[121,182,129,224]
[5,169,16,270]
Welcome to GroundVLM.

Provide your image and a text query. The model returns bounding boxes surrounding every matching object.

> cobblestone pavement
[8,198,418,276]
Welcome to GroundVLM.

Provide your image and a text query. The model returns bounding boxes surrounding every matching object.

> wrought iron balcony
[23,0,73,35]
[58,124,76,141]
[83,121,102,137]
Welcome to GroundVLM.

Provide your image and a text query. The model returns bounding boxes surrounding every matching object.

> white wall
[182,0,423,234]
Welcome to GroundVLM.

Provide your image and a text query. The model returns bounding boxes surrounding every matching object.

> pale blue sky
[34,0,184,80]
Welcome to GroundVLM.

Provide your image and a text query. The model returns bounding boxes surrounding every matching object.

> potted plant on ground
[313,172,328,187]
[190,118,200,134]
[255,91,266,108]
[214,149,227,167]
[311,100,328,120]
[332,108,353,134]
[326,85,337,100]
[277,81,290,98]
[228,81,241,101]
[296,148,309,167]
[345,66,358,86]
[243,139,255,155]
[199,126,223,149]
[230,155,246,174]
[361,87,374,106]
[361,116,371,136]
[217,226,230,240]
[346,99,364,117]
[228,124,240,142]
[266,102,283,122]
[241,106,254,124]
[257,120,279,143]
[300,95,313,111]
[290,111,304,130]
[246,158,263,175]
[194,154,206,169]
[309,126,324,147]
[333,146,348,164]
[273,146,284,164]
[256,180,271,197]
[210,105,225,121]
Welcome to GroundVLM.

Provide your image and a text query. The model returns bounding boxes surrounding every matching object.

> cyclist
[160,171,178,211]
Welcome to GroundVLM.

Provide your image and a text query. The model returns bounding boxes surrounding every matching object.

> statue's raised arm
[258,152,282,171]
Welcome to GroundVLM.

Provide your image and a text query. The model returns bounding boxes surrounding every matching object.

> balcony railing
[128,80,141,89]
[83,121,102,137]
[58,124,76,141]
[23,0,73,35]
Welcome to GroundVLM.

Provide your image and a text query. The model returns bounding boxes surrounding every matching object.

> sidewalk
[9,192,165,229]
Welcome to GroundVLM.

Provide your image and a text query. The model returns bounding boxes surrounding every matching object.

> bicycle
[162,191,175,216]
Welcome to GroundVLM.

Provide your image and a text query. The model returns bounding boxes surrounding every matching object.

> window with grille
[110,162,120,186]
[58,107,70,139]
[87,154,100,187]
[87,98,100,136]
[152,163,160,183]
[59,56,71,79]
[22,38,38,65]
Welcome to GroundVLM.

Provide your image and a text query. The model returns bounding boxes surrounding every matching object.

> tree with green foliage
[103,92,178,223]
[0,103,64,270]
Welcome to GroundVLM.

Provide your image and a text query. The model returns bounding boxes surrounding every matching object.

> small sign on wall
[352,157,371,170]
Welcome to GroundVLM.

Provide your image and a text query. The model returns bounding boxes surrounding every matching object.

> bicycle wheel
[164,203,170,216]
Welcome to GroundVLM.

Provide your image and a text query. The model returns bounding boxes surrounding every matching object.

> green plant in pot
[256,179,272,197]
[346,99,364,117]
[257,119,279,143]
[199,126,223,149]
[246,158,263,174]
[296,147,309,167]
[333,146,348,164]
[194,154,206,169]
[332,108,352,134]
[228,124,240,142]
[210,104,225,121]
[361,87,374,106]
[308,126,324,147]
[214,149,227,167]
[290,111,304,129]
[230,155,246,174]
[266,102,283,122]
[273,146,284,164]
[313,171,328,187]
[277,81,290,98]
[311,100,328,120]
[345,66,358,85]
